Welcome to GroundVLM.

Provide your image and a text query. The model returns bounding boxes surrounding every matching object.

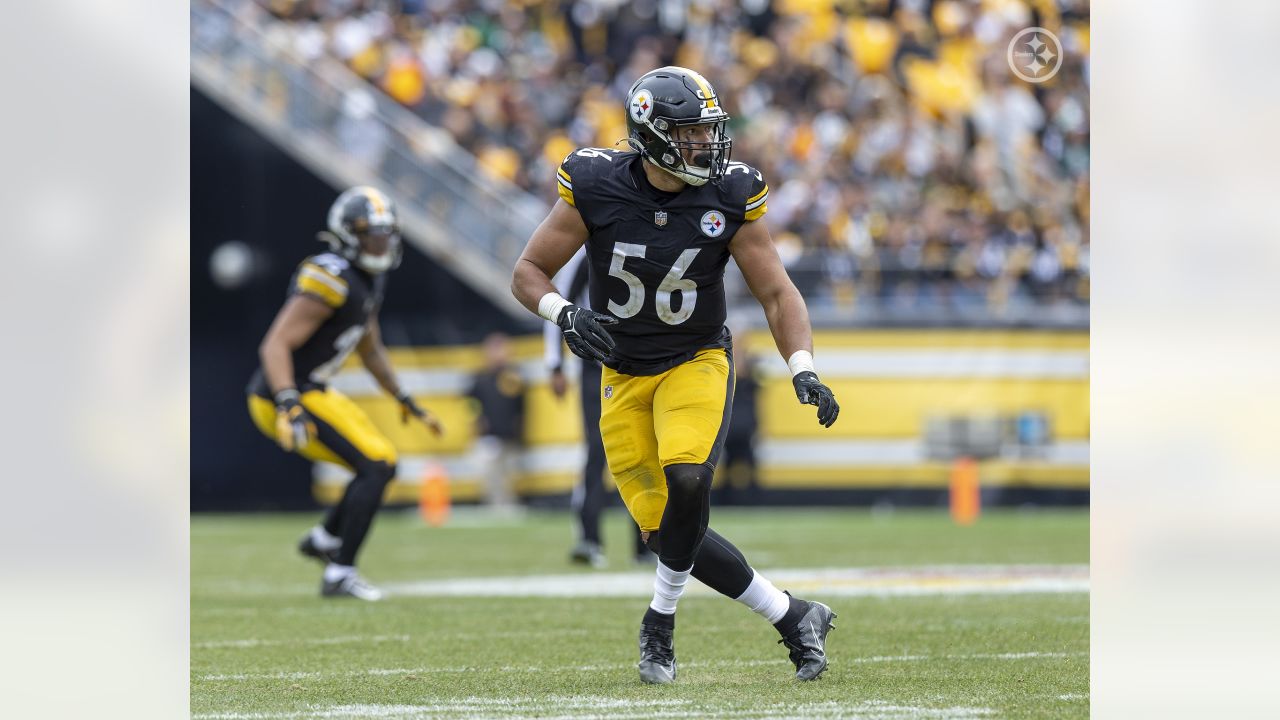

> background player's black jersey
[558,148,769,375]
[248,252,386,397]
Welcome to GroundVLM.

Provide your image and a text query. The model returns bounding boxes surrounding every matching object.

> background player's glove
[792,371,839,428]
[557,304,618,364]
[398,392,444,437]
[274,390,316,451]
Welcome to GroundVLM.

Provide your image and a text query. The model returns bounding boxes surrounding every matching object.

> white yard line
[195,651,1086,682]
[192,697,1001,719]
[194,634,410,650]
[380,564,1089,599]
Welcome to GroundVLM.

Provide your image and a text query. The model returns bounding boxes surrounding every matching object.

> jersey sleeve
[721,163,769,222]
[555,147,620,218]
[742,168,769,222]
[292,256,349,309]
[556,156,576,207]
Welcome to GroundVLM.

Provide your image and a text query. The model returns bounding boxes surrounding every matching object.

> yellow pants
[248,387,397,469]
[599,348,734,532]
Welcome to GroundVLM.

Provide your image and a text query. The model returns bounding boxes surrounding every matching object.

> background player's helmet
[322,186,403,273]
[625,66,733,186]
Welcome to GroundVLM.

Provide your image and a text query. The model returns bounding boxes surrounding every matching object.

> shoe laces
[777,622,818,667]
[640,625,675,664]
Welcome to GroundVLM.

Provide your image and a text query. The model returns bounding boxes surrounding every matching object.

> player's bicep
[264,293,334,351]
[728,219,796,303]
[517,198,589,280]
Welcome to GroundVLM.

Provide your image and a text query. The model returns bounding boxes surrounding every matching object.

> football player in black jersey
[512,67,840,683]
[247,186,443,601]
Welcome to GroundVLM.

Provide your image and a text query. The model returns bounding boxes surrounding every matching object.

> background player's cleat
[569,540,607,568]
[321,574,384,601]
[632,549,658,566]
[637,623,677,684]
[298,532,340,564]
[777,597,837,680]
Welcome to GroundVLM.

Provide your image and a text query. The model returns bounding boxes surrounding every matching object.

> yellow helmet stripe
[685,68,717,109]
[364,188,387,215]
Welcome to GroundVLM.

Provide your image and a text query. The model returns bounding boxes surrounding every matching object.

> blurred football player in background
[715,334,761,506]
[247,186,443,601]
[513,67,840,683]
[545,247,653,568]
[466,332,525,511]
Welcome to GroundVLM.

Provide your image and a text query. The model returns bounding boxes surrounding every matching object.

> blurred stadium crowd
[202,0,1089,320]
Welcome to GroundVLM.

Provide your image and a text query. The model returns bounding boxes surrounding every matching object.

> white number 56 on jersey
[607,242,700,325]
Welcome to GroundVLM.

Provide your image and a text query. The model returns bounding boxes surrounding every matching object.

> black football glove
[397,392,444,436]
[274,390,316,451]
[557,304,618,364]
[792,371,839,428]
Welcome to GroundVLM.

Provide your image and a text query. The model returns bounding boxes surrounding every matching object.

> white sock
[323,563,356,583]
[311,526,342,551]
[734,570,791,624]
[648,561,692,615]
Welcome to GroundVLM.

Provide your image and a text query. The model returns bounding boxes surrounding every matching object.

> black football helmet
[321,186,402,273]
[625,66,732,186]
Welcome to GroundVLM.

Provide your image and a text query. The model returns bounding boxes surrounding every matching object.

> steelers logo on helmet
[700,210,727,237]
[629,88,654,124]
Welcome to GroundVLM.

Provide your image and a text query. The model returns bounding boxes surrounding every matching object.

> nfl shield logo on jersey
[604,385,613,399]
[654,210,668,227]
[700,210,726,237]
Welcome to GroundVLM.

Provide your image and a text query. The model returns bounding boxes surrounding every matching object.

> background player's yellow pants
[248,388,398,469]
[599,348,734,532]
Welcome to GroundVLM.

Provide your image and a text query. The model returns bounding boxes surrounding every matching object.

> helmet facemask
[351,223,401,274]
[323,186,403,274]
[651,115,732,186]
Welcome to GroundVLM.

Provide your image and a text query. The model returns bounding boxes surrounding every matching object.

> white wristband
[538,292,572,323]
[787,350,815,377]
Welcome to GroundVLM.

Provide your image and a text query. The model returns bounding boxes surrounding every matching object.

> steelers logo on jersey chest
[700,210,727,237]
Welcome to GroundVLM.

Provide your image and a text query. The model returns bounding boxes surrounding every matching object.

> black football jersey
[248,252,386,397]
[557,148,769,376]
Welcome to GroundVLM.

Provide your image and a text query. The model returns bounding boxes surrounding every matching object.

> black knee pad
[372,461,396,486]
[664,463,712,505]
[348,461,395,502]
[644,531,662,555]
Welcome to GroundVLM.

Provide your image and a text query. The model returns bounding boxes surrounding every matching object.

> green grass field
[192,508,1088,719]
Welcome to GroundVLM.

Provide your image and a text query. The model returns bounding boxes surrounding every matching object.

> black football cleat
[777,596,837,681]
[297,532,340,564]
[637,622,677,684]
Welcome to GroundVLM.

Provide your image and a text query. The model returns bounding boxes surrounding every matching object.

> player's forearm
[512,258,559,316]
[360,346,402,397]
[760,286,814,361]
[259,338,298,396]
